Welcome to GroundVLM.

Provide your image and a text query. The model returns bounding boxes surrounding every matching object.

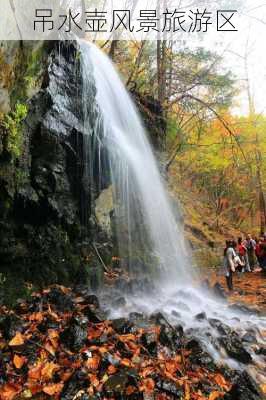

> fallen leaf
[184,382,190,400]
[41,362,60,380]
[9,332,25,346]
[126,386,136,395]
[13,354,27,369]
[209,391,224,400]
[0,383,21,400]
[28,362,43,380]
[213,374,230,390]
[140,378,155,393]
[43,383,64,396]
[29,312,44,322]
[86,355,100,371]
[107,364,117,374]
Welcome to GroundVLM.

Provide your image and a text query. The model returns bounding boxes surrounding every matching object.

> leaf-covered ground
[209,271,266,313]
[0,283,259,400]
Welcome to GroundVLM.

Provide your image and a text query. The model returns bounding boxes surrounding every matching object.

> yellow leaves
[9,332,25,347]
[209,391,224,400]
[261,384,266,394]
[42,383,64,396]
[28,361,60,382]
[13,354,27,369]
[0,383,21,400]
[184,382,190,400]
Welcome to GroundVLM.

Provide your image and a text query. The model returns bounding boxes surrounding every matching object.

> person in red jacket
[255,237,264,268]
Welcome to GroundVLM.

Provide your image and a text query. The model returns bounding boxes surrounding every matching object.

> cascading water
[80,40,190,286]
[79,41,266,385]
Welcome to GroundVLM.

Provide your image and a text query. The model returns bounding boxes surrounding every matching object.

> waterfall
[80,40,190,286]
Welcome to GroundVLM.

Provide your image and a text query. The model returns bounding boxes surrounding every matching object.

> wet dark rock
[213,283,227,299]
[159,325,173,348]
[156,379,183,397]
[224,371,262,400]
[219,334,252,364]
[141,331,157,356]
[112,318,134,334]
[208,319,232,336]
[0,41,110,298]
[195,312,207,321]
[47,287,74,312]
[0,315,23,340]
[185,338,216,370]
[37,317,59,333]
[61,370,90,400]
[60,316,88,351]
[149,311,169,326]
[242,332,257,344]
[84,307,106,324]
[104,371,138,395]
[228,304,258,315]
[255,346,266,356]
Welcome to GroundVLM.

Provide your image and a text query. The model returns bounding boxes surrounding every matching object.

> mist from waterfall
[80,40,190,286]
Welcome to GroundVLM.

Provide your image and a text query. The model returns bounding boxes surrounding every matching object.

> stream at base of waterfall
[79,41,266,390]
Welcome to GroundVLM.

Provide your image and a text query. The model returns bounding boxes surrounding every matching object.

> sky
[201,0,266,115]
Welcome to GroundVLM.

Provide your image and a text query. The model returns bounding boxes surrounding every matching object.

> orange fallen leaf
[13,354,27,369]
[213,374,230,391]
[43,383,64,396]
[0,383,21,400]
[184,382,190,400]
[107,365,117,374]
[140,378,155,393]
[9,332,24,346]
[29,312,44,322]
[121,358,132,367]
[86,355,100,371]
[209,391,224,400]
[41,362,60,380]
[141,366,155,378]
[126,386,136,395]
[28,362,43,380]
[261,384,266,394]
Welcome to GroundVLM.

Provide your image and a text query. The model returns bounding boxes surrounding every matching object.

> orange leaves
[42,383,64,396]
[0,383,21,400]
[209,391,224,400]
[8,332,24,346]
[28,361,60,382]
[261,384,266,394]
[29,312,44,323]
[13,354,27,369]
[213,373,231,391]
[107,364,117,375]
[86,355,101,371]
[139,378,155,393]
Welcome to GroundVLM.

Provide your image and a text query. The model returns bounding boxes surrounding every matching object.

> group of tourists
[223,233,266,291]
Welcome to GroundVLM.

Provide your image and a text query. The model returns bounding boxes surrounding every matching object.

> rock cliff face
[0,41,110,301]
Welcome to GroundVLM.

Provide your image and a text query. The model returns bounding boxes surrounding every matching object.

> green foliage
[2,102,28,158]
[24,45,45,91]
